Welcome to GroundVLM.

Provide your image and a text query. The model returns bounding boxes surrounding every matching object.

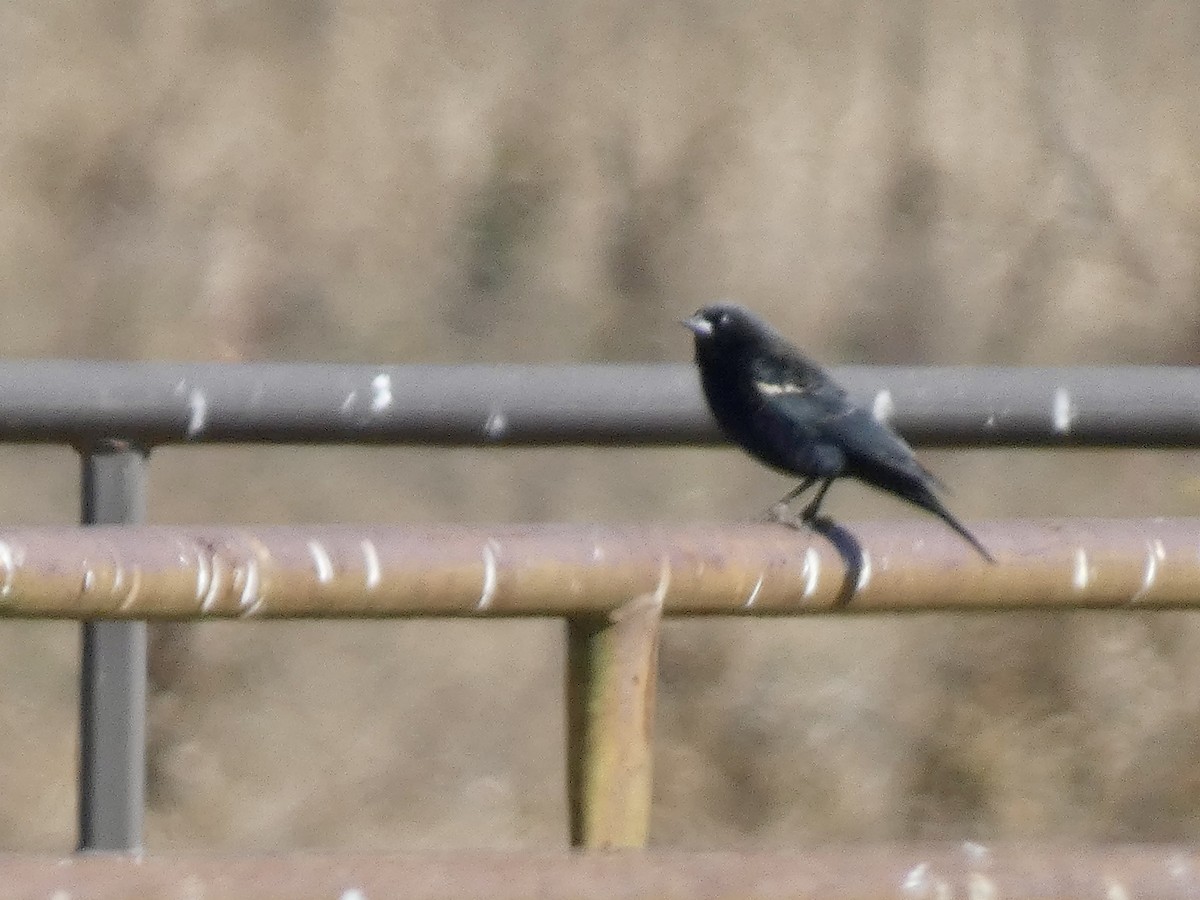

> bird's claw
[764,502,812,532]
[764,502,792,523]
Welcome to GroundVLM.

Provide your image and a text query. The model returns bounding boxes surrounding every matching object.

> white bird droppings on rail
[477,540,499,610]
[340,889,367,900]
[962,841,989,864]
[483,408,508,440]
[1129,539,1165,603]
[0,540,16,598]
[872,389,894,423]
[1169,853,1191,881]
[370,374,392,413]
[118,567,142,611]
[802,547,820,599]
[187,388,207,437]
[1072,548,1092,591]
[201,555,224,612]
[855,550,873,592]
[902,862,930,896]
[742,573,764,609]
[968,871,997,900]
[238,555,263,617]
[1052,387,1074,434]
[647,556,671,609]
[309,541,334,584]
[194,548,211,604]
[361,539,381,590]
[901,860,954,900]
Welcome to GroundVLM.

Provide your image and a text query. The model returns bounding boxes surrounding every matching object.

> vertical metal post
[78,442,147,852]
[565,591,663,848]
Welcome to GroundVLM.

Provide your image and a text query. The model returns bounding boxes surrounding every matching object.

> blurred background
[2,0,1200,849]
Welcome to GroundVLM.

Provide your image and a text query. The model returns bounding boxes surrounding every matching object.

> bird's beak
[681,315,713,337]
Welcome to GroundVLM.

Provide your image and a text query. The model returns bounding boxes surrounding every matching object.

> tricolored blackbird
[683,302,994,562]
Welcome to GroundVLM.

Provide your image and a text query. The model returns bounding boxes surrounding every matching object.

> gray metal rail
[0,361,1196,446]
[2,360,1189,858]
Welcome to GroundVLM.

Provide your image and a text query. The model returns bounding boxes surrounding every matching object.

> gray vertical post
[78,442,147,852]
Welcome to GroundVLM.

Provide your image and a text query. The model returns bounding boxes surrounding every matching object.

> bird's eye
[717,313,730,327]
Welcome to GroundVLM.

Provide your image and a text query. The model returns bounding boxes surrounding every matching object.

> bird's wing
[748,354,847,408]
[817,406,933,483]
[747,353,947,488]
[750,355,946,490]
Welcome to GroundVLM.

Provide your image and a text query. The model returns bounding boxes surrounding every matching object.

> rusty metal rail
[0,361,1197,446]
[0,518,1191,618]
[4,361,1197,883]
[5,845,1200,899]
[18,515,1196,860]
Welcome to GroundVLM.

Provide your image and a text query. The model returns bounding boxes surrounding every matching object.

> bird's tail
[910,484,995,564]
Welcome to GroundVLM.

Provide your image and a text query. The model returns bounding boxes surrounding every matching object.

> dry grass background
[1,0,1200,849]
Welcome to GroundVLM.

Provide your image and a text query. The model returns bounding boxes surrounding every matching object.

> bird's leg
[778,478,817,506]
[765,477,815,523]
[800,479,834,522]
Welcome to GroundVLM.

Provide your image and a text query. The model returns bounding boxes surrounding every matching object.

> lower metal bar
[78,443,147,852]
[2,845,1196,899]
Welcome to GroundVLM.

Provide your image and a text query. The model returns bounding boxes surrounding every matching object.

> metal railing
[1,360,1199,446]
[11,844,1200,899]
[3,519,1196,617]
[5,362,1198,895]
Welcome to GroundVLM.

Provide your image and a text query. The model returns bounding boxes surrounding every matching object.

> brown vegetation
[1,0,1200,849]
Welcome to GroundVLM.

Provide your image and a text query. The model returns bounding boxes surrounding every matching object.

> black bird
[683,302,994,563]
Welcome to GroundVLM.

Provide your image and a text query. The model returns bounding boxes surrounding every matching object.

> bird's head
[682,302,771,352]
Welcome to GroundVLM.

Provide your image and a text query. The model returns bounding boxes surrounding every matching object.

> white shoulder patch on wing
[754,379,807,397]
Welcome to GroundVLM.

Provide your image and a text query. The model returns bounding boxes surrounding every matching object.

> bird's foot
[764,502,812,531]
[764,501,792,523]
